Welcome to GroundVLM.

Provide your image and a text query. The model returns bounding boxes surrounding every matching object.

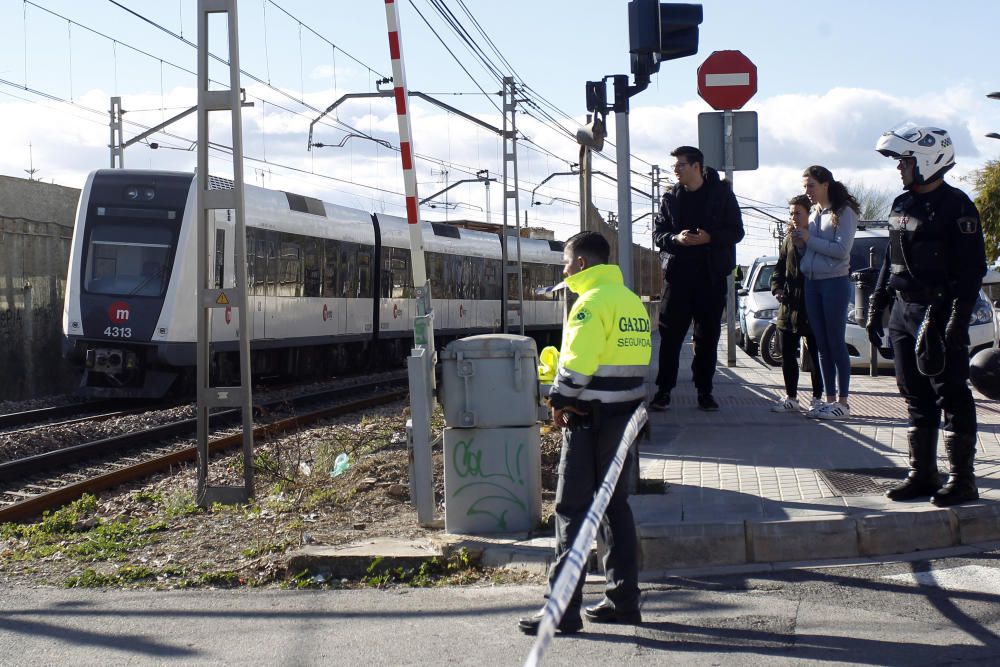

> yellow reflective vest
[550,263,651,407]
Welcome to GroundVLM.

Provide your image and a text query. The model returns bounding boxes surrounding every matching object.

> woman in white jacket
[795,165,860,419]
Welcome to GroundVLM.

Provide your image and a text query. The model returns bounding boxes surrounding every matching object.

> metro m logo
[108,301,131,325]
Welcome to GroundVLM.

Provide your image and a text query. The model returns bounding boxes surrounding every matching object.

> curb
[638,501,1000,570]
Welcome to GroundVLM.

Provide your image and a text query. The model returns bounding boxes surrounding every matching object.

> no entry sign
[697,50,757,110]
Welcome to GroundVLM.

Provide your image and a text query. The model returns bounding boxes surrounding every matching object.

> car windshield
[753,264,775,292]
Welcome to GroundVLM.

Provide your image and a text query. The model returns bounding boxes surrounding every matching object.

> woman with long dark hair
[796,165,860,419]
[769,194,823,412]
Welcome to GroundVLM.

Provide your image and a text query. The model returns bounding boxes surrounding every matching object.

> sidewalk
[636,331,1000,572]
[462,331,1000,576]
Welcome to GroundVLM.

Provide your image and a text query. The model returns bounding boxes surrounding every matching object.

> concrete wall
[0,175,81,402]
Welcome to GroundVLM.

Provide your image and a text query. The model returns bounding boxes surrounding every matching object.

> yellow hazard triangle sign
[216,293,230,305]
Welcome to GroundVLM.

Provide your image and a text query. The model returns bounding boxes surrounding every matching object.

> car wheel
[761,323,782,367]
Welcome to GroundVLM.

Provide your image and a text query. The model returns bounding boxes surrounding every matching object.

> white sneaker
[771,396,800,413]
[814,403,850,420]
[805,398,826,417]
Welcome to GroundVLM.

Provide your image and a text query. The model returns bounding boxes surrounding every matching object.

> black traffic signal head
[628,1,703,80]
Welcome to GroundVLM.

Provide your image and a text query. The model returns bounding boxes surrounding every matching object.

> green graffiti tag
[451,437,528,531]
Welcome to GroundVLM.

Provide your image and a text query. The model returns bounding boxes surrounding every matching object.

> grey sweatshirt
[800,206,857,280]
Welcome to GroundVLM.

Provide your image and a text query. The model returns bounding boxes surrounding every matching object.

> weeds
[360,549,478,588]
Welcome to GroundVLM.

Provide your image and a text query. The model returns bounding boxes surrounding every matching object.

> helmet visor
[888,121,922,143]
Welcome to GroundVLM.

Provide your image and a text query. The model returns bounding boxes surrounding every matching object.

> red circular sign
[225,306,232,324]
[322,304,329,322]
[107,301,130,325]
[697,50,757,110]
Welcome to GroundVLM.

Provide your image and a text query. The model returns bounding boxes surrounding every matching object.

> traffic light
[628,1,703,81]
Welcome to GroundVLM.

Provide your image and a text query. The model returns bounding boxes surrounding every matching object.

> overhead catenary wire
[21,1,502,186]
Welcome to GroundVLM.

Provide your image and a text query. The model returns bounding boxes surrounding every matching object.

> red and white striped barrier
[384,0,427,287]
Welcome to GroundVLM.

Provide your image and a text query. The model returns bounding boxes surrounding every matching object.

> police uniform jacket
[876,182,985,307]
[549,263,651,410]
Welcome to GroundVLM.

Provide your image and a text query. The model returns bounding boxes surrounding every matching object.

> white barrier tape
[534,281,567,296]
[524,404,648,667]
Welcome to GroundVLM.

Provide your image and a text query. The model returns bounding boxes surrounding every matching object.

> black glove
[865,290,889,347]
[945,299,975,349]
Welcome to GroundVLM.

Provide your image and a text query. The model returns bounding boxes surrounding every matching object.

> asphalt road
[4,545,1000,666]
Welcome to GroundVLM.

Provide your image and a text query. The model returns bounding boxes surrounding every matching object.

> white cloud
[0,82,995,256]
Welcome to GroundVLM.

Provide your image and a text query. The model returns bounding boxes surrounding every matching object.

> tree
[970,159,1000,264]
[844,180,894,222]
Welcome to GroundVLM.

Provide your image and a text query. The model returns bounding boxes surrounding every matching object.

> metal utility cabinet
[439,334,542,534]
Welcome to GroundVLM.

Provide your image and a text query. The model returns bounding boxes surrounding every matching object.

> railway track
[0,402,186,438]
[0,400,128,431]
[0,378,408,523]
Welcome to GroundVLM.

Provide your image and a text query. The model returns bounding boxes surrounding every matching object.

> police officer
[518,231,650,635]
[868,123,986,507]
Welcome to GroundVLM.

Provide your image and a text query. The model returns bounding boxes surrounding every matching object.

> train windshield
[83,223,174,296]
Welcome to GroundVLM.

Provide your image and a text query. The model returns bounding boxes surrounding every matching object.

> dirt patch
[0,401,563,589]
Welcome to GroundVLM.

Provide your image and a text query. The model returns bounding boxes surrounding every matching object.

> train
[61,169,568,398]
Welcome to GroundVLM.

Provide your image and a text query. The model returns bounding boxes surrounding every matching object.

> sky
[1,0,999,264]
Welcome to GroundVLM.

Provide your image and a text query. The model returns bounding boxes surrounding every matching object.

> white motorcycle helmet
[875,122,955,184]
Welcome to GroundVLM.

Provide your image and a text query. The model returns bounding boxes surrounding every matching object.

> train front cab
[62,169,193,397]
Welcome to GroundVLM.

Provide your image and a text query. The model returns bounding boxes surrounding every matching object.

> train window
[323,239,341,298]
[470,257,483,300]
[253,238,268,297]
[427,252,446,298]
[357,248,372,298]
[390,247,413,299]
[483,259,501,300]
[279,237,302,297]
[303,237,321,297]
[214,229,225,290]
[379,250,392,299]
[445,255,455,299]
[458,256,472,300]
[340,243,358,298]
[83,222,174,297]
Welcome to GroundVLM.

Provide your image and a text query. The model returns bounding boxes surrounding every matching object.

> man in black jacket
[651,146,745,411]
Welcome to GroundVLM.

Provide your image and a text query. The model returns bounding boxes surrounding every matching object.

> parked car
[845,225,997,369]
[736,255,778,356]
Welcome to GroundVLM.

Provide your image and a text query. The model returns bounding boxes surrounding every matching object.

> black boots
[886,429,979,506]
[931,433,979,507]
[886,427,942,501]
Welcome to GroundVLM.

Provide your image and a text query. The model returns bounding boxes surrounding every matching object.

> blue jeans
[804,275,851,399]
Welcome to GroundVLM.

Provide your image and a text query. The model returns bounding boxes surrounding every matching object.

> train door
[252,235,277,339]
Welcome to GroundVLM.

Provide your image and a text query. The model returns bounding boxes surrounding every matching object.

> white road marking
[885,564,1000,594]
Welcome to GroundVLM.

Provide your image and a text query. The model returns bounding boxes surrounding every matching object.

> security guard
[518,231,650,635]
[868,123,986,507]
